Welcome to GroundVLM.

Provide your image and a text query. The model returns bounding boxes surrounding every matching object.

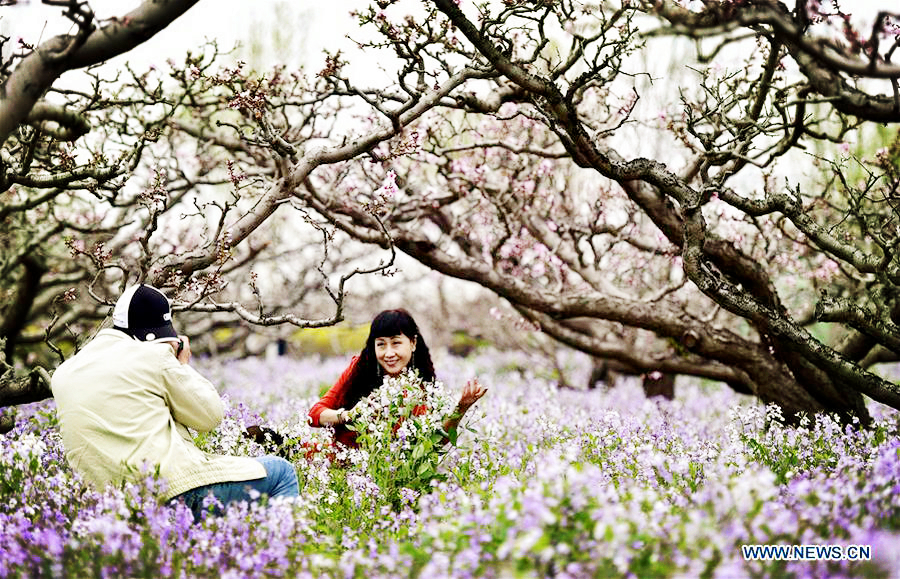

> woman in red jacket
[308,309,486,448]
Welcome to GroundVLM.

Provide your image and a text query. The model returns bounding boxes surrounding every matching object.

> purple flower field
[2,349,899,578]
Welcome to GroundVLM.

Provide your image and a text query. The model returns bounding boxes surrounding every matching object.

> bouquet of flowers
[344,369,458,507]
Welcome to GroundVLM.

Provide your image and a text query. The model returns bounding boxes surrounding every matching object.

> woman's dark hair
[338,309,435,410]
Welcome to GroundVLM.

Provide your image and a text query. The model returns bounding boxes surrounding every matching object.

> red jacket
[308,356,361,447]
[308,356,428,448]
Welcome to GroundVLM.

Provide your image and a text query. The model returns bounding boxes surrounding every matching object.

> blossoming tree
[0,0,399,423]
[306,0,899,424]
[3,0,900,426]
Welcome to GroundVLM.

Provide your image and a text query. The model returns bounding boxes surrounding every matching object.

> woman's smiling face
[374,333,416,376]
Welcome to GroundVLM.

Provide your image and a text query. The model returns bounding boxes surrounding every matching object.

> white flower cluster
[349,370,457,456]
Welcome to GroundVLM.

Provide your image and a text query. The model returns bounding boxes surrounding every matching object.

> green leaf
[417,461,434,477]
[448,427,459,446]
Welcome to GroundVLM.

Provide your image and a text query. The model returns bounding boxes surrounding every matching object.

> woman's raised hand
[457,378,487,411]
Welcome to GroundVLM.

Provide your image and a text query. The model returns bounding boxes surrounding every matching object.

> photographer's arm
[162,335,224,432]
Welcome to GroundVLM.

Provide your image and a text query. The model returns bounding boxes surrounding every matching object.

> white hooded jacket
[51,329,265,500]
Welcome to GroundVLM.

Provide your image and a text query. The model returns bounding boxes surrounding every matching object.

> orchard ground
[2,349,899,578]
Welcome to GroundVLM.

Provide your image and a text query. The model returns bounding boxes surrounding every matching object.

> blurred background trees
[2,0,900,428]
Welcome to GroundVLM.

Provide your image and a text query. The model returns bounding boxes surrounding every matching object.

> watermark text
[741,544,871,561]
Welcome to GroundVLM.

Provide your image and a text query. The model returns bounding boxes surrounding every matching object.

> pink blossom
[375,170,399,199]
[812,259,839,281]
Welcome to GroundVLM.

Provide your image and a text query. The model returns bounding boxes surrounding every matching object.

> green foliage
[447,330,491,357]
[291,325,369,356]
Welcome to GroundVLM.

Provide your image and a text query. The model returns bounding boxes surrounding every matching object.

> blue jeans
[172,456,299,520]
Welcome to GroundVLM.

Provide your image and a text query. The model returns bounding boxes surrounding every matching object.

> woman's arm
[442,378,487,441]
[308,356,358,427]
[318,407,351,426]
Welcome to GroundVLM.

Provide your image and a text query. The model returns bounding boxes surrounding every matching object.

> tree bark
[0,364,51,415]
[1,254,48,361]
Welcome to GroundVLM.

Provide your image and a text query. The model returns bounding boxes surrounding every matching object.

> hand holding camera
[170,335,191,365]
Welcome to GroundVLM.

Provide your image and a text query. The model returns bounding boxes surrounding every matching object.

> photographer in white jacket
[51,284,298,519]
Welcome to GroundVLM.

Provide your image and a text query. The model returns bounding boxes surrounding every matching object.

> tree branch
[0,0,202,143]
